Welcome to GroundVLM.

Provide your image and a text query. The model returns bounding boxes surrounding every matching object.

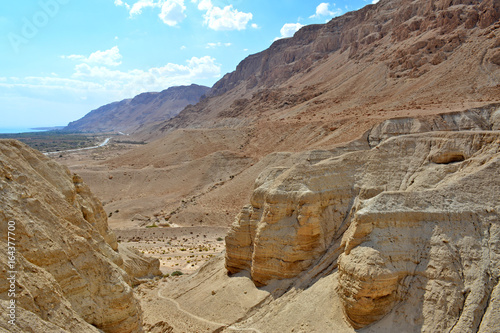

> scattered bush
[171,271,183,276]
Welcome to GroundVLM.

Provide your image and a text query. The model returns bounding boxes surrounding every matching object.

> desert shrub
[171,271,183,276]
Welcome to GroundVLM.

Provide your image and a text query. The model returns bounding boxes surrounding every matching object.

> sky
[0,0,378,128]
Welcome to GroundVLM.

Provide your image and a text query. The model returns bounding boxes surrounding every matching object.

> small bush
[171,271,183,276]
[217,237,223,241]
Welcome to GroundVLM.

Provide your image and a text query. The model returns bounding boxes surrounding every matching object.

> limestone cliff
[0,140,159,332]
[225,105,500,331]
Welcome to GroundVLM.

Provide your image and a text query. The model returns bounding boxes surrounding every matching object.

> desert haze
[1,0,500,332]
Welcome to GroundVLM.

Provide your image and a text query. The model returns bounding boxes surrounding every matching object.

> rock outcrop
[0,140,159,332]
[119,243,162,286]
[368,103,500,146]
[226,105,500,331]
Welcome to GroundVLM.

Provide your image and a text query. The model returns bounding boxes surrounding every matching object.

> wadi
[1,0,500,332]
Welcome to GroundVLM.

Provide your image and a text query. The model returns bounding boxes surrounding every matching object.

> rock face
[0,140,159,332]
[65,84,210,133]
[226,105,500,331]
[209,0,499,96]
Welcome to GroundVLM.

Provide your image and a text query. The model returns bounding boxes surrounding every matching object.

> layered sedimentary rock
[119,243,162,286]
[225,151,363,285]
[368,103,500,146]
[226,106,500,331]
[0,140,158,332]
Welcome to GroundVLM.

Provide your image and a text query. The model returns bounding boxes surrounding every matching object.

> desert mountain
[65,84,210,133]
[0,140,160,332]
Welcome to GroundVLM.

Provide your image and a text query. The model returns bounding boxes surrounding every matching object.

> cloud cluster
[206,42,231,48]
[62,46,123,67]
[2,46,221,118]
[61,47,220,96]
[275,23,304,41]
[192,0,253,31]
[159,0,187,26]
[309,2,342,19]
[115,0,253,30]
[115,0,187,26]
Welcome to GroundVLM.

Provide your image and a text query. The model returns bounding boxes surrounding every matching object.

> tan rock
[226,123,500,331]
[0,140,148,332]
[118,243,162,285]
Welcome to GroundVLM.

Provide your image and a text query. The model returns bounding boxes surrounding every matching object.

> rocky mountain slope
[0,140,160,332]
[135,0,499,140]
[65,84,210,133]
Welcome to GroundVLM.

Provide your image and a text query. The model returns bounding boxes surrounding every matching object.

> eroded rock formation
[226,105,500,331]
[0,140,159,332]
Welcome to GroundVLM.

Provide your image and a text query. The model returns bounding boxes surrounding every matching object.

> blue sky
[0,0,377,128]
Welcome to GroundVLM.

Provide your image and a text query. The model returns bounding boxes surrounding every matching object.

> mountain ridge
[131,0,499,140]
[65,84,210,133]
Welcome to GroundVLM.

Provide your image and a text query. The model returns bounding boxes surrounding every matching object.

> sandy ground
[115,226,228,275]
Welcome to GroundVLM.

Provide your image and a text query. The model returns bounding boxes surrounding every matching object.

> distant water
[0,127,49,134]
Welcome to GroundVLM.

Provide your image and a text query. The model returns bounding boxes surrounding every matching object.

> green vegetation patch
[0,131,103,152]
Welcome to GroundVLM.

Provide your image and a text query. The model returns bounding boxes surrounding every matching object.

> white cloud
[372,0,380,3]
[192,0,253,31]
[206,6,252,31]
[205,42,232,48]
[0,56,221,119]
[87,46,123,66]
[61,54,86,61]
[159,0,186,26]
[114,0,131,10]
[310,3,342,19]
[195,0,212,11]
[129,0,162,16]
[275,23,304,40]
[62,46,123,67]
[251,23,259,29]
[180,45,186,50]
[71,55,220,96]
[115,0,186,26]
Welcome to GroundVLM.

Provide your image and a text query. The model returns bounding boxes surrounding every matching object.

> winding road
[44,137,111,155]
